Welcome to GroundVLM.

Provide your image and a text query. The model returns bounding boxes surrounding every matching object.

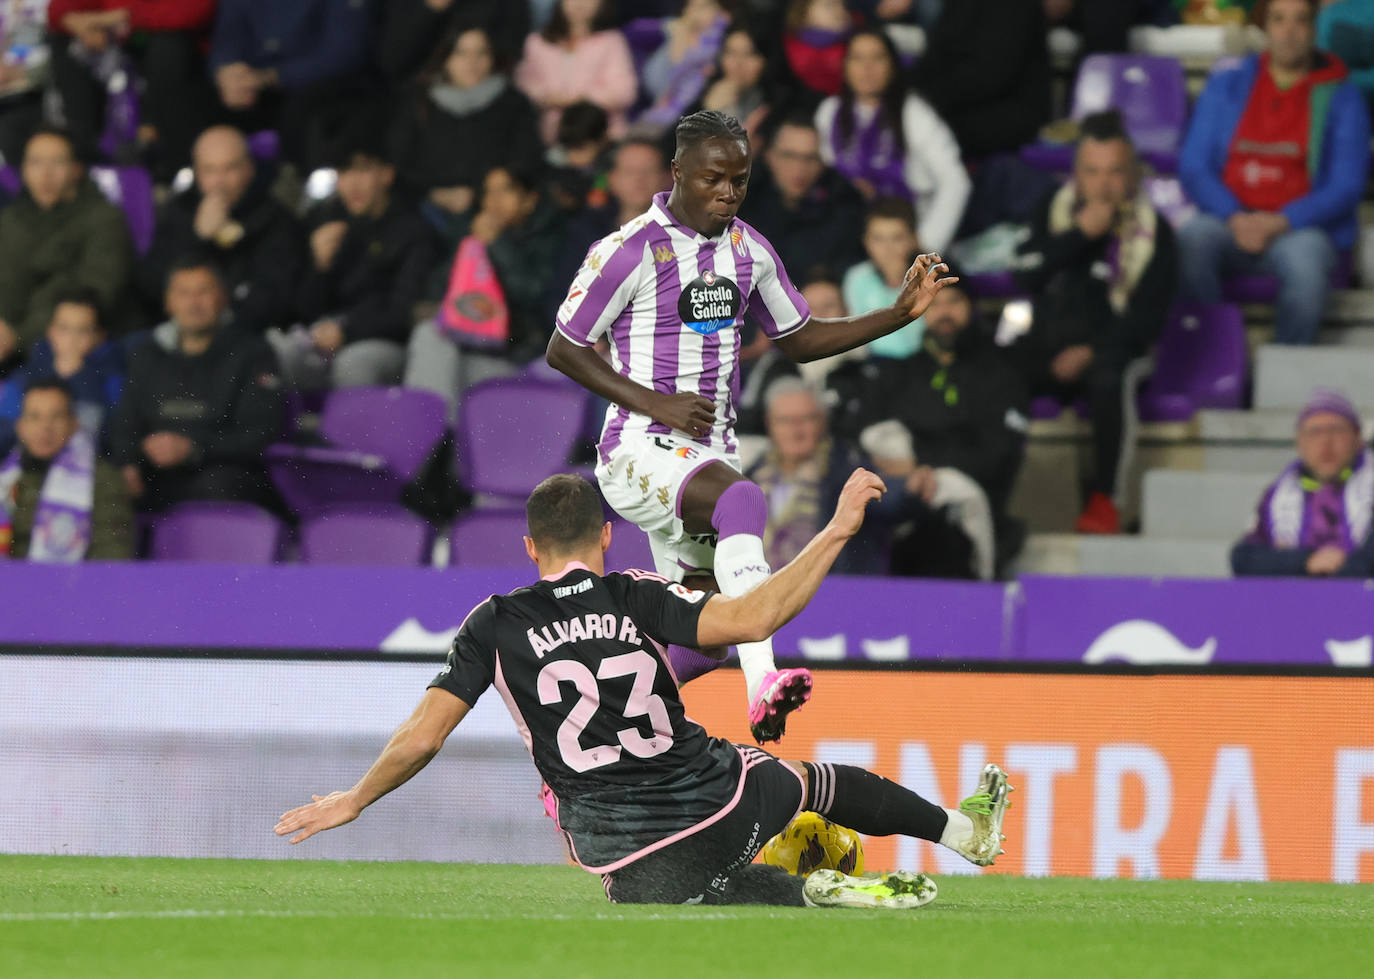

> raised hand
[895,253,959,323]
[829,468,887,538]
[651,391,717,438]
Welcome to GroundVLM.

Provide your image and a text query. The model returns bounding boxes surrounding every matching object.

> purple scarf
[1251,448,1374,551]
[831,102,910,201]
[0,430,96,563]
[638,15,729,130]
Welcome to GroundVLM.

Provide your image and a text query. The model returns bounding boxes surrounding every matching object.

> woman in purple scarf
[814,28,970,254]
[1232,389,1374,577]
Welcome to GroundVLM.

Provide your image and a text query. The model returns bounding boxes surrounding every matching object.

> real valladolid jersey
[555,191,811,462]
[429,563,744,872]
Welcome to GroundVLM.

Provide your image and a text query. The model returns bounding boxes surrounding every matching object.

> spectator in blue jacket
[1232,389,1374,578]
[209,0,379,170]
[1176,0,1370,345]
[0,289,123,457]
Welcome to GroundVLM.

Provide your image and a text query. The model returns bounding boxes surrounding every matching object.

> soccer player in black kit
[275,470,1012,908]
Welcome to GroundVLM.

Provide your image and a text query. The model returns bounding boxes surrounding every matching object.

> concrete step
[1012,533,1233,578]
[1141,469,1272,539]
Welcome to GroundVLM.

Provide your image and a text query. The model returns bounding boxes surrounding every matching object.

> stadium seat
[963,270,1025,299]
[605,519,657,574]
[149,501,285,563]
[1136,303,1246,422]
[0,164,155,254]
[1020,54,1188,174]
[1221,252,1353,304]
[1143,175,1196,229]
[1140,469,1273,540]
[298,504,434,566]
[457,377,591,500]
[449,508,532,568]
[248,130,280,162]
[89,165,156,254]
[266,387,447,518]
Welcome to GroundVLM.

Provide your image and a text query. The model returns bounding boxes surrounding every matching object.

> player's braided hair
[673,110,748,160]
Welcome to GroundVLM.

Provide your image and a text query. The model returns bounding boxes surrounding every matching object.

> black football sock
[802,762,949,842]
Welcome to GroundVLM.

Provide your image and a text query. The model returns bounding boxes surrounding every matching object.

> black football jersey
[429,564,744,871]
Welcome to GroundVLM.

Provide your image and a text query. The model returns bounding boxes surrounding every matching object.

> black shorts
[603,746,806,905]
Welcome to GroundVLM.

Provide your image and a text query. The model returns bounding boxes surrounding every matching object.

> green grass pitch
[2,855,1370,978]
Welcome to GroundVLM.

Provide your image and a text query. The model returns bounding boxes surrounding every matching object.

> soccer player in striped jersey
[546,110,957,742]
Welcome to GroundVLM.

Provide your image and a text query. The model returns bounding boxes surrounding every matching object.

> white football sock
[939,809,975,849]
[714,532,776,702]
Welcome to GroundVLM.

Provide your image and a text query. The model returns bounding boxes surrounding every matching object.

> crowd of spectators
[0,0,1371,580]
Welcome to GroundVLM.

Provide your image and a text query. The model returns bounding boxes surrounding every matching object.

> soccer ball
[759,812,864,876]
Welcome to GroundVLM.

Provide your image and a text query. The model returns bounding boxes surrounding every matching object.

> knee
[1176,214,1231,255]
[332,342,404,388]
[1268,228,1337,278]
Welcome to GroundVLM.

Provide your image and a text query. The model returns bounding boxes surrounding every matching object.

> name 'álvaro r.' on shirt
[429,561,767,873]
[554,191,811,462]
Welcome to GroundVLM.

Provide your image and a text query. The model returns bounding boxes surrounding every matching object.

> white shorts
[595,432,741,581]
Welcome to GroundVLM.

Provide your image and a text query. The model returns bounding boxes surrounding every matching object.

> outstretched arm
[546,331,718,437]
[274,688,470,844]
[695,468,886,647]
[774,254,958,363]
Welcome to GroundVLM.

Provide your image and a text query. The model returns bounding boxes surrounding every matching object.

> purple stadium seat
[267,387,447,518]
[1029,395,1067,420]
[1221,252,1352,304]
[1136,303,1247,422]
[605,519,657,574]
[450,508,532,568]
[89,165,156,254]
[623,17,667,74]
[1021,54,1188,174]
[299,504,434,566]
[0,166,20,196]
[963,270,1025,299]
[1143,175,1197,229]
[458,377,591,499]
[248,130,280,162]
[149,502,284,563]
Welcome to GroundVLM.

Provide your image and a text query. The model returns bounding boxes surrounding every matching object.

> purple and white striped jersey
[555,191,811,462]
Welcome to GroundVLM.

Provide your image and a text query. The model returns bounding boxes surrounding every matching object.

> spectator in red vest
[1177,0,1370,345]
[782,0,851,99]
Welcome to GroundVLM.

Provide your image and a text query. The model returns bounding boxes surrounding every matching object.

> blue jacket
[1179,52,1370,249]
[209,0,374,91]
[0,340,125,456]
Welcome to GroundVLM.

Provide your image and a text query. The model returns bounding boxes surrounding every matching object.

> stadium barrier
[3,652,1370,884]
[2,563,1370,882]
[0,562,1371,667]
[679,670,1374,885]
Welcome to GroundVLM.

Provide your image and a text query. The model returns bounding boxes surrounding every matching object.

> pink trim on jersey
[674,458,717,519]
[623,567,671,583]
[566,743,758,875]
[541,560,594,582]
[492,650,535,760]
[647,635,678,687]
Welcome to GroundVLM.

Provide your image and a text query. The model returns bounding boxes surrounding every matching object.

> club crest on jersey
[678,270,742,335]
[729,227,748,257]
